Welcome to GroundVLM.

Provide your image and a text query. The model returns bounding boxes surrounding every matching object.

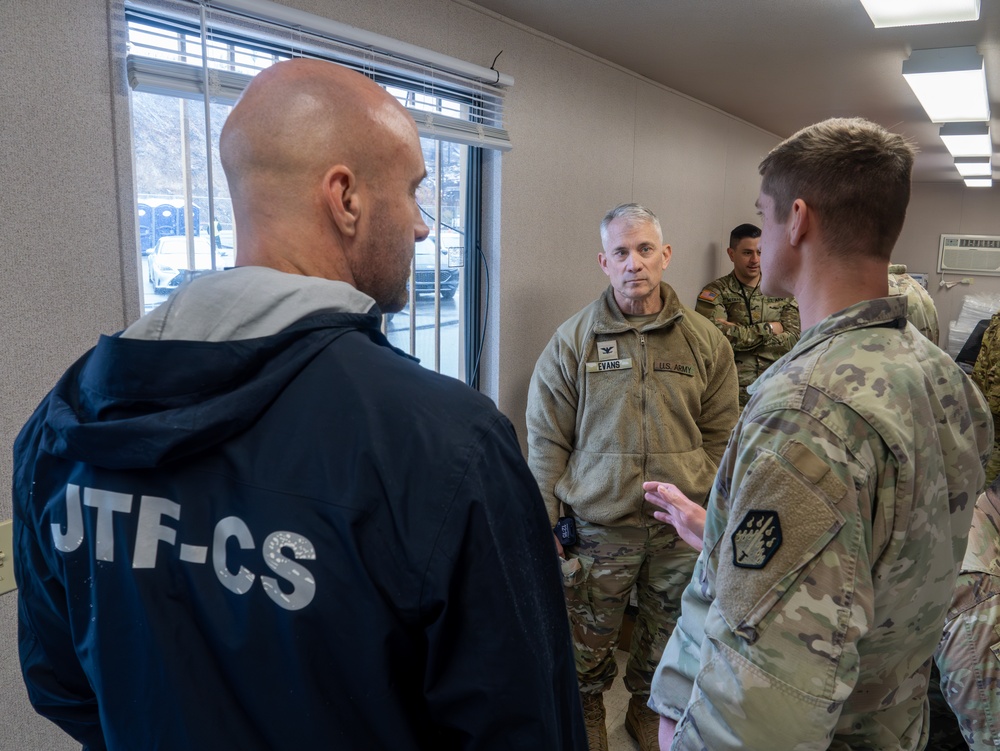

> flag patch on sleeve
[698,288,719,303]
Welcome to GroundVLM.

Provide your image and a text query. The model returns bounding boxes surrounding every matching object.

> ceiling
[473,0,1000,183]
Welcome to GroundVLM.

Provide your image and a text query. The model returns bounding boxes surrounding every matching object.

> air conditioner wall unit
[938,234,1000,276]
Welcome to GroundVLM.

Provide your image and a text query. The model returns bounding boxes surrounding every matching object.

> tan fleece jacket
[527,283,738,527]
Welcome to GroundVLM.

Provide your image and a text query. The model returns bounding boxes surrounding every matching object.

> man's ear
[788,198,810,246]
[322,164,360,237]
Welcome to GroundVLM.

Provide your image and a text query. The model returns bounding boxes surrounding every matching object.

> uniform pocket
[561,552,593,589]
[714,442,847,644]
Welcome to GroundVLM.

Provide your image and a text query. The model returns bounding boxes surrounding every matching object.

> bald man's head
[222,60,404,193]
[220,59,429,310]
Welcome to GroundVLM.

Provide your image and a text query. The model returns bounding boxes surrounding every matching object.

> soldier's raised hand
[643,482,706,552]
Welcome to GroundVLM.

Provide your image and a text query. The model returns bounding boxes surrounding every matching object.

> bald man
[14,60,586,751]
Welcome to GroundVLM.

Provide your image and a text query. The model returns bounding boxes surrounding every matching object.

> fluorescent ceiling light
[964,178,993,187]
[955,156,992,176]
[940,122,993,156]
[902,47,990,122]
[861,0,980,27]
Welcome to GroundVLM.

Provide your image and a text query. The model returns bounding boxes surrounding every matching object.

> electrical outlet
[0,520,16,596]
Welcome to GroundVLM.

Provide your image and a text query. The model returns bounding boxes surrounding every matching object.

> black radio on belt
[553,516,577,547]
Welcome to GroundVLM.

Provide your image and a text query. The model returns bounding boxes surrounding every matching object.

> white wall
[1,0,992,747]
[895,183,1000,351]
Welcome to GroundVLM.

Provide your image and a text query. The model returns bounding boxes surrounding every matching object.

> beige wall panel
[631,84,731,310]
[720,124,780,277]
[0,0,126,747]
[494,52,640,444]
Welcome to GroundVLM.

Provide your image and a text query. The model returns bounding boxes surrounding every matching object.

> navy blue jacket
[14,311,585,750]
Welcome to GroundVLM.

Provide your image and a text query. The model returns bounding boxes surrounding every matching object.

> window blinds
[124,0,512,151]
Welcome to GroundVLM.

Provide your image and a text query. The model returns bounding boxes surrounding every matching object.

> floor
[606,649,641,751]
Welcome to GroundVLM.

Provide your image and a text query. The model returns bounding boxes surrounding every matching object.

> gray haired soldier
[527,203,738,751]
[695,223,800,408]
[647,118,993,750]
[933,478,1000,750]
[888,262,939,344]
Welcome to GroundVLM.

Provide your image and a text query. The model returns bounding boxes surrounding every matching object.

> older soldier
[647,118,993,751]
[527,203,738,751]
[933,478,1000,751]
[974,311,1000,484]
[696,223,800,408]
[888,262,939,344]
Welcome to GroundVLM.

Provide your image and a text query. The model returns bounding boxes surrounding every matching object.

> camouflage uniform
[695,272,800,408]
[934,487,1000,751]
[528,283,738,701]
[562,520,698,695]
[973,312,1000,485]
[649,295,993,750]
[888,263,940,345]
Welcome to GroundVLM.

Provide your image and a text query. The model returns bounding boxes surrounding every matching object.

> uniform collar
[729,270,762,293]
[594,282,684,334]
[752,296,908,395]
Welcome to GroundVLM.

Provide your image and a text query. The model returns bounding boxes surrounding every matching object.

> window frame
[120,0,499,386]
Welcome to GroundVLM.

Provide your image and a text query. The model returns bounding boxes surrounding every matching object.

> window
[124,0,510,385]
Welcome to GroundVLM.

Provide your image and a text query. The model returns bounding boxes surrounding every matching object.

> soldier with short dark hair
[695,222,800,408]
[647,117,993,751]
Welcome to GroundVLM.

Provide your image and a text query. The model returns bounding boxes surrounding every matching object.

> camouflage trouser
[933,571,1000,751]
[560,518,698,697]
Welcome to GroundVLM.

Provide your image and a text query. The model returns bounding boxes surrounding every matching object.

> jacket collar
[753,295,908,393]
[593,282,684,334]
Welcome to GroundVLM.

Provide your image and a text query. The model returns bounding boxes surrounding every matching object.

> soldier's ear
[788,199,810,246]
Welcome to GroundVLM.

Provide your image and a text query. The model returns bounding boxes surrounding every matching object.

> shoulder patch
[715,449,845,641]
[732,510,782,569]
[698,288,719,303]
